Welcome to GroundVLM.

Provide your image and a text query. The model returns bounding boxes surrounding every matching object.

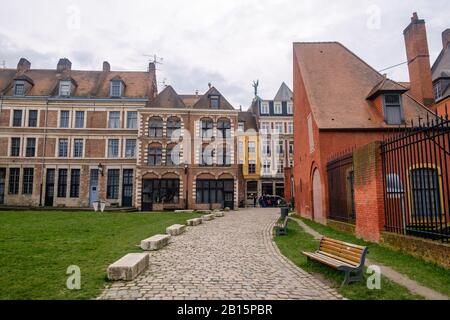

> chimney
[102,61,111,72]
[148,62,156,73]
[403,12,434,106]
[17,58,31,73]
[57,58,72,73]
[443,29,450,49]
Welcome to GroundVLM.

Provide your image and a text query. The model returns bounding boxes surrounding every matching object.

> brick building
[0,58,240,210]
[292,14,436,223]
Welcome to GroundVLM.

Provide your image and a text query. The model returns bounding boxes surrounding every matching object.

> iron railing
[327,152,355,224]
[381,113,450,242]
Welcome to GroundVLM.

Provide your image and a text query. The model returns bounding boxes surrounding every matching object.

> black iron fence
[327,152,355,224]
[381,114,450,242]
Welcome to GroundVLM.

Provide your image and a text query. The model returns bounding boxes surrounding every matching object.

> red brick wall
[0,109,10,126]
[284,167,293,202]
[353,141,385,242]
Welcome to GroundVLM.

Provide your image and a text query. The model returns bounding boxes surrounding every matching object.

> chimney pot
[411,12,419,22]
[57,58,72,72]
[103,61,110,72]
[443,29,450,49]
[17,58,31,73]
[148,62,156,73]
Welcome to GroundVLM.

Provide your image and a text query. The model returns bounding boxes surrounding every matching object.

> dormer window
[261,102,269,114]
[434,82,442,100]
[383,94,403,125]
[14,81,25,96]
[210,95,220,109]
[110,80,123,98]
[274,102,282,114]
[59,80,71,97]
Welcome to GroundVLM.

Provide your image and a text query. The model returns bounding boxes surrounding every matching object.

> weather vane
[252,80,259,96]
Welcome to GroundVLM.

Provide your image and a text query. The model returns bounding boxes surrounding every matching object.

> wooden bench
[302,237,368,286]
[275,216,289,236]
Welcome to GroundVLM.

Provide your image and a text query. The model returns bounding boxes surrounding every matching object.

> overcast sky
[0,0,449,108]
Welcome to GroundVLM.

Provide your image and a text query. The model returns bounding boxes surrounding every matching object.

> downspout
[39,98,49,206]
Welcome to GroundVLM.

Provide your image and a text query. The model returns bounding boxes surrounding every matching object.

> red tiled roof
[293,42,433,129]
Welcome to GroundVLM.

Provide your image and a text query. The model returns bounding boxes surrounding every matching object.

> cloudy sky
[0,0,449,108]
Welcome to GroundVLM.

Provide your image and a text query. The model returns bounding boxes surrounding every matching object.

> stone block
[140,234,171,251]
[186,218,203,226]
[107,253,149,281]
[215,211,225,217]
[202,214,215,221]
[166,224,187,236]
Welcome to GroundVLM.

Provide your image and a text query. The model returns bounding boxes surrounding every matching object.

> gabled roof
[432,43,450,82]
[149,85,186,108]
[273,82,293,101]
[192,87,234,110]
[366,77,408,100]
[238,111,258,131]
[293,42,433,129]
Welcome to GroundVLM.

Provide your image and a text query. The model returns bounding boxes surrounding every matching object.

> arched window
[201,143,214,166]
[149,117,163,138]
[166,144,181,166]
[167,117,181,138]
[217,119,231,139]
[148,144,162,166]
[201,119,213,138]
[217,143,231,166]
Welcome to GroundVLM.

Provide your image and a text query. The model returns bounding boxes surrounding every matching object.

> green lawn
[274,218,424,300]
[294,215,450,297]
[0,211,200,300]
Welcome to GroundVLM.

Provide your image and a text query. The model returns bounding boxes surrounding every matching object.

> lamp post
[184,164,188,209]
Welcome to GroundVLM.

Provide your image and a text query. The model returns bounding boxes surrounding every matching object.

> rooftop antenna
[143,54,164,71]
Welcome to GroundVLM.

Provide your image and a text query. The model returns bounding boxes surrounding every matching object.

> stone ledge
[186,218,203,226]
[166,224,187,236]
[202,214,216,221]
[141,234,171,251]
[107,253,149,281]
[215,211,225,217]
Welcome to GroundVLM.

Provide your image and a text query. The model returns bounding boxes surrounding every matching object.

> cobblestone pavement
[98,208,342,300]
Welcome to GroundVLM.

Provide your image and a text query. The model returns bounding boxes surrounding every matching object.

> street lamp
[98,163,104,176]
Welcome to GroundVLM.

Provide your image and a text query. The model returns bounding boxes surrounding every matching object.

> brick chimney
[443,29,450,49]
[57,58,72,73]
[403,12,434,106]
[103,61,111,72]
[17,58,31,73]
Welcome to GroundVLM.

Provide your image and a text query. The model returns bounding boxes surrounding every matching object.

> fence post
[353,141,385,242]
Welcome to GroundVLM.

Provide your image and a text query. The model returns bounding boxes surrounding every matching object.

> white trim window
[287,122,294,134]
[108,139,120,158]
[126,111,137,129]
[274,122,284,134]
[73,139,83,158]
[74,111,85,128]
[58,138,69,158]
[261,102,269,115]
[287,102,293,115]
[274,102,282,115]
[59,81,71,97]
[260,122,271,134]
[263,161,271,175]
[59,110,70,128]
[248,141,256,154]
[14,80,25,96]
[110,80,123,98]
[125,139,136,158]
[108,111,121,129]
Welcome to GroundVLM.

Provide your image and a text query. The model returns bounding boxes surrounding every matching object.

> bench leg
[341,269,364,287]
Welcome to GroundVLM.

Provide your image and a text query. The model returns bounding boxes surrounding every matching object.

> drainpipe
[39,98,49,206]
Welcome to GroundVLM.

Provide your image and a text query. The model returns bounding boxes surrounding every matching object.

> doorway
[312,169,325,224]
[89,169,99,206]
[122,169,133,207]
[0,169,5,204]
[44,169,55,207]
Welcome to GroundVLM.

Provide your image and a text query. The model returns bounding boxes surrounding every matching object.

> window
[262,141,271,156]
[277,160,284,174]
[57,169,68,198]
[201,144,214,166]
[201,119,213,138]
[263,161,271,174]
[58,139,68,158]
[125,139,136,158]
[217,119,231,139]
[126,111,137,129]
[196,179,233,204]
[8,168,20,195]
[59,81,71,96]
[73,139,83,158]
[434,82,442,100]
[28,110,38,127]
[12,110,23,127]
[274,122,284,134]
[75,111,84,128]
[14,81,25,96]
[148,144,162,166]
[287,102,293,115]
[70,169,80,198]
[166,117,181,137]
[287,122,294,134]
[261,122,271,134]
[277,141,284,155]
[384,94,403,125]
[410,168,442,218]
[210,95,220,109]
[142,179,180,204]
[21,168,33,195]
[274,103,282,114]
[247,181,258,199]
[148,117,163,137]
[110,80,123,97]
[109,111,120,129]
[248,141,256,153]
[238,123,245,133]
[60,111,70,128]
[10,138,20,157]
[107,169,120,199]
[217,144,231,166]
[289,141,294,155]
[166,144,180,166]
[238,142,244,164]
[261,102,269,114]
[108,139,119,158]
[26,138,36,157]
[249,161,256,174]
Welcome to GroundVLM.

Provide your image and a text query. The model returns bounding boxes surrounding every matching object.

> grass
[274,217,424,300]
[293,215,450,297]
[0,210,200,300]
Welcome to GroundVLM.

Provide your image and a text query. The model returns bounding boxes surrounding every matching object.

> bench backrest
[319,237,368,268]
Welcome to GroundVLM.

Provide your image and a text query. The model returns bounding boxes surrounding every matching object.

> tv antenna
[143,54,163,67]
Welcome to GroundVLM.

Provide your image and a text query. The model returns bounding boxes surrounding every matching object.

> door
[223,179,234,209]
[312,169,325,224]
[44,169,55,207]
[0,169,5,204]
[89,169,99,206]
[141,179,154,212]
[122,169,133,207]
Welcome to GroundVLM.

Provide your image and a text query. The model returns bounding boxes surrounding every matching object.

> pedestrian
[253,194,257,208]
